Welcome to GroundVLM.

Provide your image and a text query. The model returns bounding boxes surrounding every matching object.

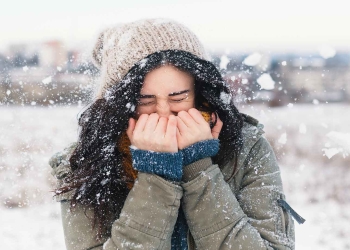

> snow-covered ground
[1,103,349,249]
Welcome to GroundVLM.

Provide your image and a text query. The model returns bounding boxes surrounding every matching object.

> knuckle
[140,114,148,119]
[178,110,186,116]
[150,113,158,119]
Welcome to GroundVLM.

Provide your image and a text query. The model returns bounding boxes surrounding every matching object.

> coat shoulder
[49,142,77,201]
[220,113,265,182]
[240,113,265,148]
[49,142,77,170]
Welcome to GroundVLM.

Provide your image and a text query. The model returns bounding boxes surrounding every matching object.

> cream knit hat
[92,18,209,99]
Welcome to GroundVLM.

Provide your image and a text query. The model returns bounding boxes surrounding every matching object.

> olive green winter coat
[49,116,295,250]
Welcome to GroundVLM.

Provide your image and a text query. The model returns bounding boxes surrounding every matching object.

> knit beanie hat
[91,18,209,99]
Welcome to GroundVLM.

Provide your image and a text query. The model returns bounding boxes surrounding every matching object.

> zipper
[277,199,306,224]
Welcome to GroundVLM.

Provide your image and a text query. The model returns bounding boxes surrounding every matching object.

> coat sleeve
[103,173,182,249]
[181,137,295,250]
[50,146,183,250]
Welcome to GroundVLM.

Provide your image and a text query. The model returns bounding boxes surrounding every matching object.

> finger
[165,115,177,139]
[177,110,197,128]
[134,114,149,132]
[188,108,207,124]
[126,117,136,140]
[176,116,188,134]
[211,113,223,139]
[155,116,167,135]
[144,113,159,133]
[176,127,181,137]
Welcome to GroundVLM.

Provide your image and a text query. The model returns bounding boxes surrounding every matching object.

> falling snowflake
[319,45,336,59]
[322,131,350,158]
[243,53,262,66]
[220,91,232,104]
[42,76,52,85]
[278,133,287,144]
[219,55,230,70]
[257,73,275,90]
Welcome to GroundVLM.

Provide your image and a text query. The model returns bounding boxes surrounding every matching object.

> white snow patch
[125,103,135,112]
[57,66,62,71]
[322,131,350,158]
[287,103,293,108]
[257,73,275,90]
[281,61,287,66]
[23,66,29,72]
[319,45,336,59]
[322,148,340,159]
[101,179,109,186]
[220,91,232,104]
[138,58,148,68]
[6,90,11,96]
[219,55,230,70]
[278,133,287,144]
[243,53,262,66]
[42,76,52,85]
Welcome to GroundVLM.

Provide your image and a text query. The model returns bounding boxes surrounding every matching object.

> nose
[156,100,174,118]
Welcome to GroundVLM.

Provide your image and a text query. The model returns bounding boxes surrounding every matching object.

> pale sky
[1,0,350,53]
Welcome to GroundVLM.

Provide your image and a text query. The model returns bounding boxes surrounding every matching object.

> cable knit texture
[130,148,183,182]
[181,139,219,166]
[92,18,209,99]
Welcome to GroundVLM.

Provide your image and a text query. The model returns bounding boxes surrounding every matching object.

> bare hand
[126,113,178,153]
[176,108,223,150]
[210,112,223,140]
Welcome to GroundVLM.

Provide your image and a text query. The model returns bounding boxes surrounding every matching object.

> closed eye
[138,100,156,106]
[170,97,187,103]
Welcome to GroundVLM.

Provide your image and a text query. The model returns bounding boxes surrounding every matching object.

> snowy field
[1,103,349,250]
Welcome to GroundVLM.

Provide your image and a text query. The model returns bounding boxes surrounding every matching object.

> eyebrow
[139,89,190,98]
[139,94,156,99]
[169,89,190,96]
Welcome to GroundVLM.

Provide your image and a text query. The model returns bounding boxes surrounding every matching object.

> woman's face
[136,65,195,118]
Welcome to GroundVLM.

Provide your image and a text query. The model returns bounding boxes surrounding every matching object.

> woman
[49,19,301,250]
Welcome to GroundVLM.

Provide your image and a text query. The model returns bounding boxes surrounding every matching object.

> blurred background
[1,0,349,249]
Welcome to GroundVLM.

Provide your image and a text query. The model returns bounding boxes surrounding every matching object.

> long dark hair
[57,50,244,237]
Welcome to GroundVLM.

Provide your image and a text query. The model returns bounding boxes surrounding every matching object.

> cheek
[135,106,156,117]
